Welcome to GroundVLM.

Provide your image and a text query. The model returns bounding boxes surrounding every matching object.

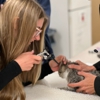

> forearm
[0,60,22,90]
[93,61,100,71]
[94,77,100,96]
[39,62,53,79]
[92,61,100,96]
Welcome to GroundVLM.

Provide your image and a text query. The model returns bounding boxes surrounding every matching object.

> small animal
[58,61,100,91]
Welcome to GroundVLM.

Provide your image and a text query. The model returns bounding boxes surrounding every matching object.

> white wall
[50,0,70,58]
[50,0,92,59]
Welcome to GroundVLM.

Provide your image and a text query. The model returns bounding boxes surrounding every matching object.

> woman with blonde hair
[0,0,67,99]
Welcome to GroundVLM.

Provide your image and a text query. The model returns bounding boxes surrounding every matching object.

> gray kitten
[58,62,100,91]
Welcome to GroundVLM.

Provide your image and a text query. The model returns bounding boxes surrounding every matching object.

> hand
[15,51,42,71]
[68,60,96,71]
[68,71,96,94]
[49,55,68,71]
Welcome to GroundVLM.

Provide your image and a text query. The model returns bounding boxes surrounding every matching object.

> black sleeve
[39,62,53,79]
[94,76,100,96]
[0,60,22,90]
[93,61,100,71]
[0,0,5,4]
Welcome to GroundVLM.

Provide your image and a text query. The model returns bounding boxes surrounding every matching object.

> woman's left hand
[68,71,96,94]
[49,55,68,71]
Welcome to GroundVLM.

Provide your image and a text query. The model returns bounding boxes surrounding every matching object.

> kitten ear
[59,61,63,67]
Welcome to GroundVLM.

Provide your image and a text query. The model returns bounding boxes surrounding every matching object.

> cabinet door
[92,0,100,44]
[69,7,92,57]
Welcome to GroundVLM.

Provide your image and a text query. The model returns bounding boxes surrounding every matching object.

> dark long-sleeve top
[93,61,100,96]
[0,0,5,4]
[0,60,53,90]
[37,0,54,57]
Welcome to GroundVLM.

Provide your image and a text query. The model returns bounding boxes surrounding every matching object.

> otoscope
[37,49,59,65]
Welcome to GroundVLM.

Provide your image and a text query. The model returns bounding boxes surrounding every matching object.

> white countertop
[70,41,100,64]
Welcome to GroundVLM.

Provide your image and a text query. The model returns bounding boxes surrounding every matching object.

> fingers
[76,86,88,93]
[68,81,82,88]
[68,63,82,70]
[76,87,89,93]
[50,66,59,71]
[68,83,84,93]
[76,60,81,63]
[50,55,68,71]
[68,72,87,88]
[68,60,81,70]
[76,87,85,93]
[27,54,42,65]
[76,86,95,94]
[31,50,34,54]
[57,55,68,64]
[32,56,42,64]
[63,57,68,64]
[24,51,42,61]
[68,60,85,70]
[76,60,87,66]
[77,71,89,77]
[23,51,42,63]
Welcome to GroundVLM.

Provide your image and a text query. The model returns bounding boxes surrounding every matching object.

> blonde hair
[0,0,48,99]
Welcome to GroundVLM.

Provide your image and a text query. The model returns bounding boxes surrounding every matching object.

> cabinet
[50,0,92,58]
[92,0,100,44]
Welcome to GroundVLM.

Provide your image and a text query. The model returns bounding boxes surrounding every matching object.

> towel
[24,72,100,100]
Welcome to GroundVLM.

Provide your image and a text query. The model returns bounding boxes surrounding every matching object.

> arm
[93,61,100,71]
[39,62,53,79]
[94,77,100,96]
[0,51,42,89]
[93,61,100,95]
[0,60,22,90]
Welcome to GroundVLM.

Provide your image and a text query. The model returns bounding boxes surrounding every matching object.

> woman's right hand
[14,51,42,71]
[68,60,96,72]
